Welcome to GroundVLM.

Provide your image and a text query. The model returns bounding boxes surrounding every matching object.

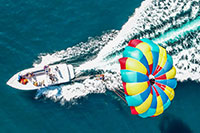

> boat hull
[7,64,75,90]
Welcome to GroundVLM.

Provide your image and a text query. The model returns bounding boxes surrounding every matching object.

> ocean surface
[1,0,200,132]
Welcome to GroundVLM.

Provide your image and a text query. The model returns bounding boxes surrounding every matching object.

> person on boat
[33,80,45,87]
[44,65,50,75]
[25,72,34,81]
[28,72,32,78]
[55,66,63,78]
[18,74,22,82]
[40,80,46,87]
[18,74,28,85]
[33,81,38,86]
[49,74,57,83]
[21,78,28,85]
[20,78,28,85]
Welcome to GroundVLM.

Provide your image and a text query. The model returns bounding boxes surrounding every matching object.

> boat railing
[32,70,45,76]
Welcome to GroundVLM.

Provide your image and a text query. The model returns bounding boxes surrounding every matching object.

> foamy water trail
[33,30,119,67]
[152,17,200,82]
[34,0,200,103]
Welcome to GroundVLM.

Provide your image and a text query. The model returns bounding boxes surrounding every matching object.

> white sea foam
[35,72,122,103]
[34,0,200,103]
[33,30,119,67]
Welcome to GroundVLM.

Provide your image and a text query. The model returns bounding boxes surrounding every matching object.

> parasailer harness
[149,74,155,85]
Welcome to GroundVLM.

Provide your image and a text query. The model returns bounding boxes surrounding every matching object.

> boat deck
[7,64,75,90]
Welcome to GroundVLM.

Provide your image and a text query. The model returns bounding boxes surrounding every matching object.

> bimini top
[7,64,75,90]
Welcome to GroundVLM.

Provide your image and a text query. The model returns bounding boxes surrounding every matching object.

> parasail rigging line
[117,89,125,94]
[112,89,127,104]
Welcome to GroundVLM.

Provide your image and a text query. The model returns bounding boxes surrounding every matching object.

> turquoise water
[1,0,200,132]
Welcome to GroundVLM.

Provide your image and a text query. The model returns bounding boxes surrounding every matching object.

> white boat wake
[34,0,200,104]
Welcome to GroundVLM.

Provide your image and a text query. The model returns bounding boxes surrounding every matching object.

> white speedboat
[7,64,75,90]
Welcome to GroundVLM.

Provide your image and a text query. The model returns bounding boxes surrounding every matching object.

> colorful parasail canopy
[119,38,177,118]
